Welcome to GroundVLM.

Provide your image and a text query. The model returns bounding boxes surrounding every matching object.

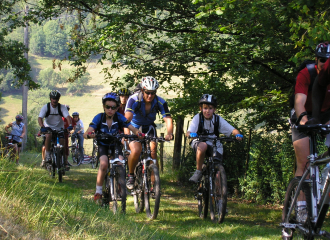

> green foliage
[66,71,91,94]
[30,28,46,55]
[43,20,69,57]
[240,131,295,203]
[37,68,62,89]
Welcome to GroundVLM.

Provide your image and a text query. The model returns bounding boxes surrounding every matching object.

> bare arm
[294,93,308,125]
[5,123,12,133]
[38,117,44,127]
[125,112,133,122]
[83,126,95,139]
[164,116,173,140]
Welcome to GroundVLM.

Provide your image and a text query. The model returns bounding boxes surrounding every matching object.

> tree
[0,0,37,89]
[38,68,61,89]
[30,28,46,55]
[43,20,69,57]
[66,71,91,94]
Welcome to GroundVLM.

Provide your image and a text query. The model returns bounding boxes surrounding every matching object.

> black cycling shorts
[191,141,222,161]
[12,140,22,148]
[98,144,123,158]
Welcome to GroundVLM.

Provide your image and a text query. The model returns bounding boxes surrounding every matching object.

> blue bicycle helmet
[16,114,24,121]
[102,92,120,106]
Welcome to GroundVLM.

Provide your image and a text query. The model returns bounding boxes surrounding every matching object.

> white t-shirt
[74,119,85,134]
[188,113,235,154]
[39,103,69,130]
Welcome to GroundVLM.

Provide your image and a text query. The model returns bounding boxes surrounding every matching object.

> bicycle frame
[282,125,330,238]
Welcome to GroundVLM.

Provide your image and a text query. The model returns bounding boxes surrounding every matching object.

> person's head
[315,42,330,72]
[102,92,120,117]
[141,76,159,103]
[117,88,131,105]
[65,105,70,112]
[49,90,61,107]
[199,94,217,120]
[15,114,23,123]
[72,112,79,122]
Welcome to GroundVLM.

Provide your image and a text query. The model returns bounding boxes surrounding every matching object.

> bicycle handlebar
[293,124,330,134]
[190,136,238,143]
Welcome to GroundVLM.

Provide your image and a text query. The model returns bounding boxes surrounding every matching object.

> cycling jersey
[188,113,234,154]
[89,112,131,146]
[295,65,330,112]
[125,93,171,128]
[39,103,69,130]
[318,58,330,87]
[10,121,24,143]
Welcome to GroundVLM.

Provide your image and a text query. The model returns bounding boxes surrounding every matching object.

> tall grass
[0,152,292,240]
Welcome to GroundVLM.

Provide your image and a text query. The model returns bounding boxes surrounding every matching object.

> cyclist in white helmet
[124,76,174,190]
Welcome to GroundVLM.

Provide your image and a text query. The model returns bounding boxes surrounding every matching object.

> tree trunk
[172,115,184,170]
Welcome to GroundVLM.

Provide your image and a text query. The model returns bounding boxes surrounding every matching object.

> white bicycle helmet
[141,76,159,91]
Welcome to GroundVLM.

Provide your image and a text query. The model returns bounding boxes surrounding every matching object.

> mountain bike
[69,132,80,166]
[131,135,166,220]
[1,134,17,161]
[95,133,137,213]
[192,136,237,224]
[91,138,98,169]
[43,129,66,183]
[281,123,330,239]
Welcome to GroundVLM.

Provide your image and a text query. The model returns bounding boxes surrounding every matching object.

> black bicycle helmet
[16,114,24,121]
[102,92,120,105]
[49,90,61,99]
[199,94,217,107]
[72,112,79,117]
[118,88,131,96]
[315,42,330,58]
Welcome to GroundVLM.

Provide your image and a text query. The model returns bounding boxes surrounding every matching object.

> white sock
[95,185,102,195]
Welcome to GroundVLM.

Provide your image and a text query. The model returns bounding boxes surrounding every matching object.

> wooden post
[173,116,184,170]
[160,133,164,173]
[244,128,252,178]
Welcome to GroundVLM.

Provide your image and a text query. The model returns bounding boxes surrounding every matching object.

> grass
[0,152,288,240]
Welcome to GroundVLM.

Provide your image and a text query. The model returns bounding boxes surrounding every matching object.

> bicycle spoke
[133,163,144,213]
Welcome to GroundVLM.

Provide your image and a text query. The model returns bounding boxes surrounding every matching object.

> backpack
[45,102,63,118]
[197,112,220,137]
[289,60,317,108]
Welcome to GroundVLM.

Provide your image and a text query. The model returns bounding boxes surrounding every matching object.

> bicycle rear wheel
[133,163,144,213]
[198,177,209,219]
[209,164,227,223]
[112,165,126,214]
[282,177,313,240]
[144,164,160,219]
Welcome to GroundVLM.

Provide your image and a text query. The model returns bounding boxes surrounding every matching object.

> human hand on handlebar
[86,132,95,139]
[235,134,243,141]
[137,132,145,139]
[189,132,198,138]
[165,133,174,141]
[305,118,321,125]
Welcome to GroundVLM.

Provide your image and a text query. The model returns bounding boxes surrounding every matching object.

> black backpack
[289,60,317,108]
[197,112,220,137]
[45,102,63,118]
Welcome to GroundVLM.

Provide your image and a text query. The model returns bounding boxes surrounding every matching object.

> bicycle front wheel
[209,164,227,223]
[144,164,160,219]
[198,177,208,219]
[133,163,144,213]
[56,148,64,183]
[112,165,127,214]
[282,177,313,240]
[91,144,98,169]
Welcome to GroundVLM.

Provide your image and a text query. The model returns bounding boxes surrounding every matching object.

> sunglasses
[144,91,156,96]
[105,105,118,110]
[319,58,328,63]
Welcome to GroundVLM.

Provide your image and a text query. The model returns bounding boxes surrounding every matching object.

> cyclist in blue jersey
[83,92,143,204]
[124,76,174,190]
